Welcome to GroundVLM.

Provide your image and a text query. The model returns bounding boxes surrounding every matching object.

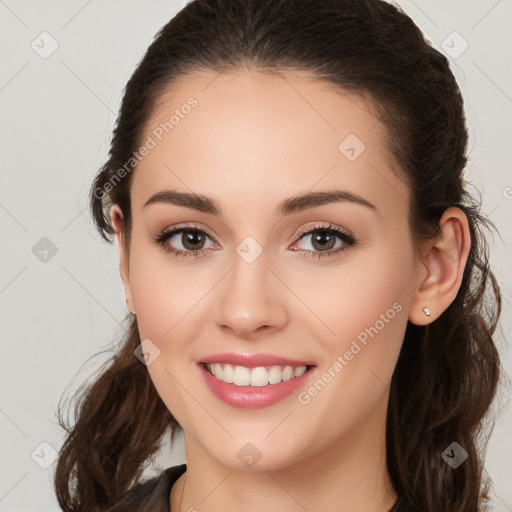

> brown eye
[290,223,357,260]
[181,230,207,250]
[153,225,217,259]
[308,229,337,251]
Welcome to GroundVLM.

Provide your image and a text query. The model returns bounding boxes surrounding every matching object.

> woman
[54,0,503,511]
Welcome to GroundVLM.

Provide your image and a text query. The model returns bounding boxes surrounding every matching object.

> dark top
[113,463,187,512]
[113,463,410,511]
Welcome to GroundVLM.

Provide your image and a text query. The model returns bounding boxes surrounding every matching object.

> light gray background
[0,1,511,510]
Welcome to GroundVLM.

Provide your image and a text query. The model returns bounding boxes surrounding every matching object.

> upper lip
[199,352,316,368]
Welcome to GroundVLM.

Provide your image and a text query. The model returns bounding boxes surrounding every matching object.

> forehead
[131,68,409,217]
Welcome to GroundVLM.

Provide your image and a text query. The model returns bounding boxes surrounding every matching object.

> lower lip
[197,363,318,409]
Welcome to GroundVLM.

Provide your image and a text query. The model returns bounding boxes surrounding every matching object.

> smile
[198,362,318,409]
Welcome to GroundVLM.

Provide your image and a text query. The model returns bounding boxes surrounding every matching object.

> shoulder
[111,463,187,512]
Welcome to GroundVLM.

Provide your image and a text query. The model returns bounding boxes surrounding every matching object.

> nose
[215,251,288,340]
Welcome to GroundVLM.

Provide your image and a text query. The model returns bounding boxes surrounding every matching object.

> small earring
[423,306,431,317]
[131,311,136,316]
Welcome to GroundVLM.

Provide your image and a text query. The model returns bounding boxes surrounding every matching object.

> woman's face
[114,69,423,471]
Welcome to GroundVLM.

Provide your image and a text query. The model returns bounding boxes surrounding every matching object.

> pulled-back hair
[54,1,503,510]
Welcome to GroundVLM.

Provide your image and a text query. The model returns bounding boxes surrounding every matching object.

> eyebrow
[142,189,377,216]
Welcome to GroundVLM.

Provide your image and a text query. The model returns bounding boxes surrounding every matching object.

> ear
[409,207,471,325]
[110,204,134,314]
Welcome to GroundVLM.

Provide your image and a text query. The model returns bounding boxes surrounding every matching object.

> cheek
[126,239,212,339]
[293,267,411,441]
[312,240,415,391]
[304,240,414,345]
[127,249,205,426]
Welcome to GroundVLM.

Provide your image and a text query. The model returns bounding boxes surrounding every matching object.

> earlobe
[110,204,135,314]
[409,207,471,326]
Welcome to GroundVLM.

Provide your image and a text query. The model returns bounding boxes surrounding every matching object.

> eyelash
[152,221,357,261]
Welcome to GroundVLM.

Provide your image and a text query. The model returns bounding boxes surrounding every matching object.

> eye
[153,223,218,260]
[289,222,357,260]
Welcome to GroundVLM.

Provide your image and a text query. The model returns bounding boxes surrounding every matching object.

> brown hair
[54,1,503,510]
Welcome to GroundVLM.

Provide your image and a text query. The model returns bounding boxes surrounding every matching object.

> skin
[110,69,471,512]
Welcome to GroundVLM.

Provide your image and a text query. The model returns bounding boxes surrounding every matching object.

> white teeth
[268,366,282,385]
[250,366,269,387]
[221,363,234,383]
[233,366,251,386]
[294,365,307,377]
[205,363,309,387]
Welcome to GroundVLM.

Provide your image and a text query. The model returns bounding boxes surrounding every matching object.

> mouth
[199,362,317,387]
[197,361,318,409]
